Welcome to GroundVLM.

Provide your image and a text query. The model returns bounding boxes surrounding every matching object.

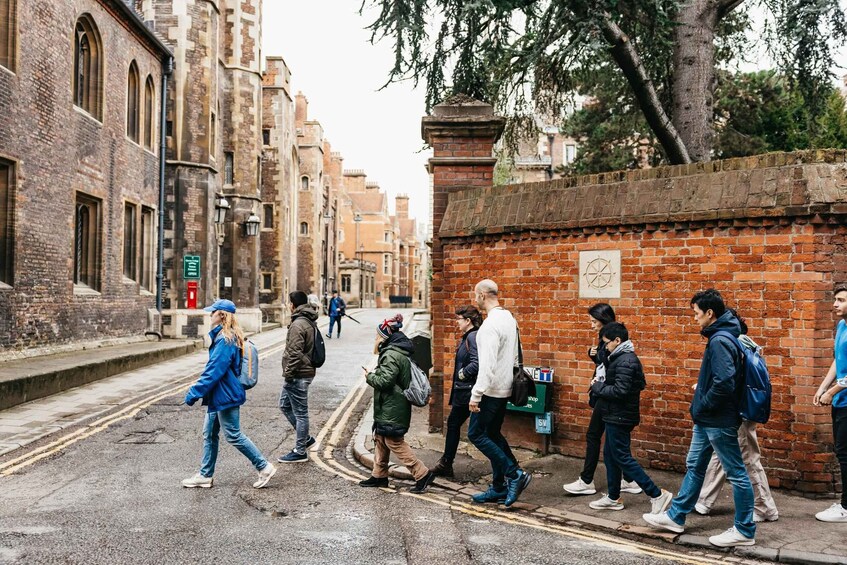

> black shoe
[325,333,332,339]
[410,471,436,494]
[431,458,454,478]
[359,476,389,488]
[305,436,316,449]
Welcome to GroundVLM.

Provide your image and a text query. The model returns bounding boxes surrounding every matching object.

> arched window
[143,75,155,149]
[73,15,103,120]
[300,176,309,190]
[299,222,309,236]
[0,0,17,71]
[126,61,140,142]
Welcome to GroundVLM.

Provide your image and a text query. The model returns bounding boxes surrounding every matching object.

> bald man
[468,279,532,507]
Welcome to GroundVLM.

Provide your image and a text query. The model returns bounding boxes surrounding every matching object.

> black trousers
[834,407,847,507]
[580,405,632,484]
[442,403,471,464]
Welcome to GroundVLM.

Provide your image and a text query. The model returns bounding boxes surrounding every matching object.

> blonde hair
[218,311,245,348]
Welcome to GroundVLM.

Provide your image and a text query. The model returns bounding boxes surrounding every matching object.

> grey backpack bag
[403,360,432,407]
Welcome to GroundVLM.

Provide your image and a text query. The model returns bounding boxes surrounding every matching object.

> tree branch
[715,0,746,22]
[598,14,692,164]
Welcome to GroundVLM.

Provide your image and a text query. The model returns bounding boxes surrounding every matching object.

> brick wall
[425,98,847,495]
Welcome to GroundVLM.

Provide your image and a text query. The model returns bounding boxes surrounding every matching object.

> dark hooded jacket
[690,310,744,428]
[367,332,415,437]
[590,341,645,427]
[282,304,319,379]
[449,329,479,407]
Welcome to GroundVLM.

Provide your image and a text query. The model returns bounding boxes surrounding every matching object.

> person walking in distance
[695,309,779,523]
[643,289,756,548]
[359,314,436,493]
[277,291,318,463]
[432,305,483,477]
[564,303,642,497]
[587,322,674,514]
[468,279,531,507]
[326,290,346,339]
[182,299,276,489]
[814,284,847,522]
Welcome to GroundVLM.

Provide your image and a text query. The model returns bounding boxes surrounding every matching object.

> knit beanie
[377,314,404,339]
[289,291,308,308]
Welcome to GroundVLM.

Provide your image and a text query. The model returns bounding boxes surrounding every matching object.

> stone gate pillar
[421,95,505,431]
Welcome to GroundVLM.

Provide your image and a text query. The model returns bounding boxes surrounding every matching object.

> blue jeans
[280,378,312,453]
[467,396,518,490]
[200,406,268,477]
[328,315,341,336]
[604,423,661,499]
[667,424,755,539]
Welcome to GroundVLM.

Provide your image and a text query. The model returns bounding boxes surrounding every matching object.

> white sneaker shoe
[815,503,847,522]
[709,527,755,547]
[650,489,673,515]
[563,478,596,495]
[642,511,685,533]
[182,473,213,488]
[253,463,277,489]
[753,512,778,523]
[620,480,642,494]
[589,495,624,511]
[694,502,710,515]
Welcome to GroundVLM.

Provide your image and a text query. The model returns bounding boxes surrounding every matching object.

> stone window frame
[262,203,273,230]
[262,129,271,146]
[139,206,155,294]
[224,152,234,186]
[341,274,351,294]
[299,221,309,236]
[143,75,155,151]
[73,15,104,122]
[0,0,18,73]
[0,157,15,288]
[209,112,217,159]
[126,61,140,143]
[383,254,390,275]
[73,192,102,293]
[122,201,138,282]
[260,272,273,293]
[300,175,310,191]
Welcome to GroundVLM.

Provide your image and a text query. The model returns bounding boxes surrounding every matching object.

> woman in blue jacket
[182,299,276,489]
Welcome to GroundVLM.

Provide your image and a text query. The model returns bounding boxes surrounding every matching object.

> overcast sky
[262,2,432,226]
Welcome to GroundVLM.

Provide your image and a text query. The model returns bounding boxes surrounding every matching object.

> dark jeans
[442,403,471,464]
[834,407,847,507]
[604,423,661,500]
[279,377,312,453]
[467,396,518,490]
[328,315,342,337]
[581,406,632,484]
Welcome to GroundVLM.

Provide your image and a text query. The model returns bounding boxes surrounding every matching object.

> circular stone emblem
[583,257,616,290]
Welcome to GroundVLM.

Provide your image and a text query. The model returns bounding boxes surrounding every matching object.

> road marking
[311,374,727,565]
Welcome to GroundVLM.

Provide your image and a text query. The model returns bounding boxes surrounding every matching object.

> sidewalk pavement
[352,404,847,565]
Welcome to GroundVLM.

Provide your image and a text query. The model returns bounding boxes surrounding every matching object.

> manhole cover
[118,430,175,444]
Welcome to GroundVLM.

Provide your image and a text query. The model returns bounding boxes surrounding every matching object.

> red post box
[186,281,198,309]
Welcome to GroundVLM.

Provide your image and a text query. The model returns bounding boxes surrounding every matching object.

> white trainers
[253,463,277,489]
[620,480,642,494]
[753,512,778,523]
[563,478,596,495]
[642,511,685,533]
[694,502,710,515]
[650,489,673,515]
[589,495,624,511]
[815,503,847,522]
[709,527,755,547]
[182,473,213,488]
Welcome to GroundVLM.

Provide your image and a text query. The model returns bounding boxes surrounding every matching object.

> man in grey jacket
[278,291,318,463]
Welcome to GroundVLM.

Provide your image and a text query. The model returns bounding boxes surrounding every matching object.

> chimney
[295,92,308,125]
[395,194,409,219]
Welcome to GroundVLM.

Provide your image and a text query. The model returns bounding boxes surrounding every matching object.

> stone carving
[579,250,621,298]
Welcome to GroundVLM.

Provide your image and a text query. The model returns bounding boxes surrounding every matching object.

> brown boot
[431,458,454,478]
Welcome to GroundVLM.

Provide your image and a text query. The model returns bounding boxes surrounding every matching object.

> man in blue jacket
[326,290,345,339]
[643,289,756,548]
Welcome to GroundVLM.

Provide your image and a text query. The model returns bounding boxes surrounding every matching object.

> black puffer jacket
[449,330,479,407]
[590,343,645,427]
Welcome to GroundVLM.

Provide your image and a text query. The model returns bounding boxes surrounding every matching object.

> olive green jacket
[366,342,413,432]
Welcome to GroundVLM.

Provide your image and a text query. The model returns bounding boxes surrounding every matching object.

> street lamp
[243,212,261,237]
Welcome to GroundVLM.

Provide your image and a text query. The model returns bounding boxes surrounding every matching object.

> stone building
[321,143,341,301]
[0,0,172,351]
[260,56,299,324]
[393,194,421,307]
[294,93,325,297]
[509,124,580,184]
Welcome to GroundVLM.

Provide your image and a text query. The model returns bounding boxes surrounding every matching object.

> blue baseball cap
[204,299,236,313]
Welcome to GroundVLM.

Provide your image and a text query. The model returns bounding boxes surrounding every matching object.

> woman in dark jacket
[432,305,483,477]
[182,299,276,490]
[564,303,641,496]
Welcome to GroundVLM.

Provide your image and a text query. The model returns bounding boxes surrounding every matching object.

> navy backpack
[712,331,772,424]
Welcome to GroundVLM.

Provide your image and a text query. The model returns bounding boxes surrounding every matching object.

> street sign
[507,382,548,415]
[183,255,201,279]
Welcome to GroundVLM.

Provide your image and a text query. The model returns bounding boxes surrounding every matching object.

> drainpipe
[156,55,174,313]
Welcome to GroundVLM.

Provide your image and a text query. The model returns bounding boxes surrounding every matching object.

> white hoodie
[471,307,519,403]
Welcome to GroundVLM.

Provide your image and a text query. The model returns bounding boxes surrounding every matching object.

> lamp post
[353,213,362,307]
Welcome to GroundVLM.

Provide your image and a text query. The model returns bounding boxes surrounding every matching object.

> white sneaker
[753,512,778,523]
[182,473,213,488]
[815,503,847,522]
[253,463,277,489]
[642,511,685,533]
[563,478,596,495]
[709,527,755,547]
[589,495,624,511]
[694,502,710,515]
[620,480,642,494]
[650,489,673,515]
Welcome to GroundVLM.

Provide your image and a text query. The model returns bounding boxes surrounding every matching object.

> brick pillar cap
[422,94,506,144]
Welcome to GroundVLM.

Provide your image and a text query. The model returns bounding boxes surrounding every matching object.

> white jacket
[471,307,518,403]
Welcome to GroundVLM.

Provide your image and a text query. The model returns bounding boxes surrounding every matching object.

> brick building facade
[424,96,847,495]
[0,0,171,352]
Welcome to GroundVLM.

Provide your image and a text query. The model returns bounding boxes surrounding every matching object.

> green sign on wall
[507,382,548,415]
[183,255,201,279]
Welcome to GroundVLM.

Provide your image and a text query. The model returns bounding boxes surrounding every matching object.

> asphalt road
[0,309,741,564]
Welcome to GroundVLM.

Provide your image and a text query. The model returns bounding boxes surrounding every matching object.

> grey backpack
[403,360,431,407]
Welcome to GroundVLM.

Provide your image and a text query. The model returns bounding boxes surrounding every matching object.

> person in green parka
[359,314,435,494]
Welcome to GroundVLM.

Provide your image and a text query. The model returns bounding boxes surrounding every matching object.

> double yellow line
[0,341,289,477]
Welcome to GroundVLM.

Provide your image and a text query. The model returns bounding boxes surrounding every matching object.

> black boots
[359,476,389,488]
[431,458,454,478]
[409,471,436,494]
